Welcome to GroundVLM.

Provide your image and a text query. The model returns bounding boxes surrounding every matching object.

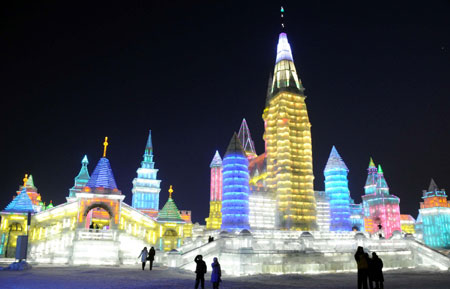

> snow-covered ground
[0,265,449,289]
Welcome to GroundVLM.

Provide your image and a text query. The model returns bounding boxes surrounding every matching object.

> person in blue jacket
[211,257,222,289]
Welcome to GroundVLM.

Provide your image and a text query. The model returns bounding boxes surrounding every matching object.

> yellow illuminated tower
[263,32,317,230]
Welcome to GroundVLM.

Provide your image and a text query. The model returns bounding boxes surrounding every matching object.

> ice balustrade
[76,228,117,241]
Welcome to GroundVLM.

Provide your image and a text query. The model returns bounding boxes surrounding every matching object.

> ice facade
[315,191,331,231]
[419,179,450,248]
[221,133,250,232]
[132,130,161,216]
[350,201,365,231]
[400,214,416,234]
[324,146,352,231]
[205,151,223,230]
[249,192,276,229]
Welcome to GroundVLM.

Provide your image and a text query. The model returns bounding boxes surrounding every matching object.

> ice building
[0,137,193,263]
[156,186,190,249]
[362,161,401,238]
[0,186,35,257]
[263,32,316,230]
[205,151,223,230]
[419,179,450,248]
[324,146,352,231]
[221,133,250,232]
[131,130,161,217]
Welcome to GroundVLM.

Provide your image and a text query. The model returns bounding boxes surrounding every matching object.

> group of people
[138,247,156,271]
[138,248,221,288]
[355,246,384,289]
[194,255,221,289]
[139,245,384,289]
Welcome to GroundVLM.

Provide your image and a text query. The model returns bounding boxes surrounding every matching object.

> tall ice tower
[132,130,162,217]
[205,151,223,230]
[263,31,317,230]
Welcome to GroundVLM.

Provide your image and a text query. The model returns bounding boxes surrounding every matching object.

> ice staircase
[71,229,120,265]
[167,232,450,276]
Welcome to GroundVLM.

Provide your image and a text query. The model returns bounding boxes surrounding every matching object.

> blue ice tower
[324,146,352,231]
[221,132,250,232]
[132,130,161,211]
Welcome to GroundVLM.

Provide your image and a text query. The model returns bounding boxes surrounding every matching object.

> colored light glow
[276,33,294,63]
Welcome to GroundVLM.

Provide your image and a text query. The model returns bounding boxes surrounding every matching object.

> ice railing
[76,229,117,241]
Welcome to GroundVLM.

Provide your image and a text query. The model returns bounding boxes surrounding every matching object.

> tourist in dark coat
[211,257,221,289]
[194,255,207,289]
[148,247,156,270]
[366,253,374,289]
[138,247,148,270]
[354,246,369,289]
[372,253,384,289]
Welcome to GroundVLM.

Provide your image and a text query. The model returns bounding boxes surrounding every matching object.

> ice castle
[1,9,449,275]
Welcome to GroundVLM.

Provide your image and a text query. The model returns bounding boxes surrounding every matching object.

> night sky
[1,1,449,223]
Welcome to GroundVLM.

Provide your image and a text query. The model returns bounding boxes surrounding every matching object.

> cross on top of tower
[103,137,108,157]
[169,185,174,199]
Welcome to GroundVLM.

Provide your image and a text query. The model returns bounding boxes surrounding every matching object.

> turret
[324,146,351,231]
[237,119,257,160]
[68,155,90,199]
[221,133,250,232]
[132,130,161,215]
[364,158,378,195]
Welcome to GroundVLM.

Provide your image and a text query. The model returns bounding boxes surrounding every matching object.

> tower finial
[168,185,173,199]
[103,137,109,157]
[23,174,28,186]
[280,6,285,30]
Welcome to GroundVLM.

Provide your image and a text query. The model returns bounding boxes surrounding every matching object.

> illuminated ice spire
[364,157,378,195]
[132,130,161,211]
[324,146,351,231]
[324,146,348,171]
[221,133,250,232]
[210,150,222,168]
[376,164,389,195]
[428,178,439,192]
[270,32,304,100]
[237,118,257,159]
[68,155,91,198]
[4,187,34,213]
[85,138,120,194]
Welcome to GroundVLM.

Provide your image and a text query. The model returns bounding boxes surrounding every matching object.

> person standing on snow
[354,246,369,289]
[210,257,222,289]
[138,247,148,270]
[371,252,384,289]
[194,255,207,289]
[148,247,156,271]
